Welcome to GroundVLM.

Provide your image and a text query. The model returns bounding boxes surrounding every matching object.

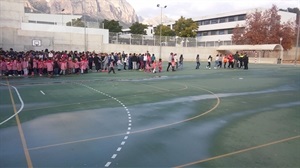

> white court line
[40,90,45,95]
[0,83,25,125]
[105,162,111,167]
[76,82,133,167]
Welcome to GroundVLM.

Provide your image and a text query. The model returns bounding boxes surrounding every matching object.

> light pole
[295,15,300,65]
[82,2,87,53]
[157,4,167,59]
[280,37,283,64]
[61,9,64,26]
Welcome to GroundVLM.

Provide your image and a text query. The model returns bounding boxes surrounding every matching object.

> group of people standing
[0,49,176,78]
[0,48,250,78]
[196,51,249,70]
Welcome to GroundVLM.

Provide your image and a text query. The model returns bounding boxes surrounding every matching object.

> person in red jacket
[228,54,234,69]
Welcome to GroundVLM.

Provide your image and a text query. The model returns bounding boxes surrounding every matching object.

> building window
[206,42,214,46]
[202,31,208,36]
[204,20,210,25]
[228,16,235,22]
[219,17,226,23]
[219,30,225,35]
[211,19,218,24]
[227,29,233,34]
[238,14,246,21]
[211,30,217,35]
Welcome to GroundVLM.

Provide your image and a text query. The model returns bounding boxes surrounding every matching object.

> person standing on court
[244,53,249,70]
[179,54,184,69]
[166,52,173,71]
[206,55,212,69]
[233,51,239,69]
[108,60,115,74]
[195,54,200,69]
[132,53,138,70]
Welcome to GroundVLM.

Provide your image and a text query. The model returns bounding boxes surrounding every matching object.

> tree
[154,25,176,36]
[232,5,296,50]
[243,10,268,44]
[265,5,282,44]
[286,7,300,47]
[66,18,85,27]
[173,16,198,37]
[102,19,122,32]
[129,22,148,35]
[231,24,245,44]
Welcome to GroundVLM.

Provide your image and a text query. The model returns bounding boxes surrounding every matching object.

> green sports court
[0,63,299,167]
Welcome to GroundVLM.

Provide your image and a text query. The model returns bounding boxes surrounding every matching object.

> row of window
[197,14,246,25]
[197,28,234,36]
[29,20,57,25]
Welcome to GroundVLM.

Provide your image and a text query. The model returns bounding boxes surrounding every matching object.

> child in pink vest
[6,58,13,76]
[74,58,80,74]
[32,58,38,76]
[152,60,157,73]
[67,57,74,74]
[0,58,4,76]
[60,59,67,75]
[145,62,151,73]
[45,58,53,77]
[80,58,88,74]
[158,58,162,73]
[22,57,29,76]
[12,58,18,76]
[37,58,44,76]
[171,58,176,71]
[16,59,22,76]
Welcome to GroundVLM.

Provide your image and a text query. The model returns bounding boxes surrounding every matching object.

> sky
[126,0,300,20]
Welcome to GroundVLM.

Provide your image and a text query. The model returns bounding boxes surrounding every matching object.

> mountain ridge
[24,0,139,26]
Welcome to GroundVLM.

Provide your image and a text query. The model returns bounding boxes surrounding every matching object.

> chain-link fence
[108,32,233,47]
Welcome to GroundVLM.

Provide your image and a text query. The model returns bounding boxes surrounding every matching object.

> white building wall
[278,11,297,23]
[0,0,24,29]
[25,13,82,26]
[148,8,296,43]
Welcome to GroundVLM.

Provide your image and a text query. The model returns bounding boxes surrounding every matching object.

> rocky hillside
[24,0,139,25]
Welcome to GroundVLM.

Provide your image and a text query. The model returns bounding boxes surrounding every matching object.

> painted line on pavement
[6,79,33,168]
[174,135,300,168]
[76,83,132,167]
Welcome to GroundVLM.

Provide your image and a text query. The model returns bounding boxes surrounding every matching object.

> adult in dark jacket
[244,54,249,70]
[88,55,94,70]
[93,55,102,72]
[131,53,138,70]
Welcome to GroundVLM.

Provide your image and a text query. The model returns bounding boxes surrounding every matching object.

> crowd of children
[0,48,171,78]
